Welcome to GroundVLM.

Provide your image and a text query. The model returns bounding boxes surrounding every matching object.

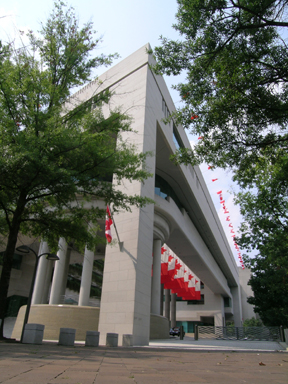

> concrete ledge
[150,314,169,339]
[12,305,100,341]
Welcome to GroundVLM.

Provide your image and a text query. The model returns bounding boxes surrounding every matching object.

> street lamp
[16,245,59,343]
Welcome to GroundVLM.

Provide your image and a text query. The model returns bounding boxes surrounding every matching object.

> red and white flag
[105,205,113,243]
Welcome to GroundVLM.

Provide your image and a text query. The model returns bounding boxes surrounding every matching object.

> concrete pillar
[31,241,49,304]
[171,293,176,327]
[59,248,71,302]
[231,286,243,326]
[151,239,162,315]
[42,260,53,303]
[164,289,170,321]
[78,247,95,306]
[49,238,68,304]
[160,284,164,315]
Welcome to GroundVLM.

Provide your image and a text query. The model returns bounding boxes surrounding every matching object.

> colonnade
[32,237,177,326]
[151,238,177,326]
[32,239,95,307]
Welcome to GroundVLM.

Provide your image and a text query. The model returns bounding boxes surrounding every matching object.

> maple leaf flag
[105,205,113,243]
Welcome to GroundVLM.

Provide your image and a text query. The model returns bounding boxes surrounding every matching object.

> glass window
[155,174,183,211]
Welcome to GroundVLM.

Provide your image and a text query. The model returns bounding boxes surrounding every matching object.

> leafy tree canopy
[242,317,262,327]
[246,254,288,327]
[152,0,288,326]
[0,1,152,337]
[152,0,288,174]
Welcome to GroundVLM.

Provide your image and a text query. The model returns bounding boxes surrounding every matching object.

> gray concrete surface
[0,341,287,384]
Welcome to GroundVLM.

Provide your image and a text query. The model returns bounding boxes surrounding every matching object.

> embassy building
[5,45,254,346]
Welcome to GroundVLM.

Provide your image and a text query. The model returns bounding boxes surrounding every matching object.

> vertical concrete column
[160,284,164,315]
[78,247,95,306]
[231,286,243,326]
[171,293,177,328]
[151,239,162,315]
[59,248,71,302]
[49,238,68,304]
[42,260,53,303]
[32,241,50,304]
[164,289,170,320]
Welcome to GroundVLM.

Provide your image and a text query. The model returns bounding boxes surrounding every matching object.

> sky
[0,0,247,266]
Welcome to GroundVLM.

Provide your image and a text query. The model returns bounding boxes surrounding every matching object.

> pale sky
[0,0,247,266]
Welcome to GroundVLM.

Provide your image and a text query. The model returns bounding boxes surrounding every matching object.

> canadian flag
[105,205,113,243]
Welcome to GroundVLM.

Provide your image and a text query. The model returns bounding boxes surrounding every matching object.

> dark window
[155,174,183,211]
[173,123,184,149]
[0,252,23,270]
[187,295,205,305]
[224,297,231,307]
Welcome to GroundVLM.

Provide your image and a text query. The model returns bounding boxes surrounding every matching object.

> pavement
[0,336,287,384]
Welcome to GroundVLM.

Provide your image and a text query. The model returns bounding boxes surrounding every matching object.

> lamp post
[16,245,59,343]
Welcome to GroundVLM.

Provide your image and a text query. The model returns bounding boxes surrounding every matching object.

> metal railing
[194,325,284,342]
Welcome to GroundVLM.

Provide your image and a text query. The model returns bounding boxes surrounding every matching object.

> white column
[171,293,176,327]
[32,241,50,304]
[231,286,243,326]
[42,260,53,303]
[78,247,94,306]
[49,238,68,304]
[151,239,162,315]
[164,289,170,320]
[59,248,71,302]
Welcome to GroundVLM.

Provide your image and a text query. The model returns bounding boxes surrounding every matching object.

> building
[5,44,254,345]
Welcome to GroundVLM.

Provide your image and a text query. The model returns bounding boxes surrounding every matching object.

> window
[162,97,170,119]
[0,252,23,270]
[155,174,183,211]
[187,295,205,305]
[173,123,184,150]
[224,297,232,307]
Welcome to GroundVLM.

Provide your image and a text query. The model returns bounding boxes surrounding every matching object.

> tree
[246,255,288,327]
[234,152,288,326]
[152,0,288,325]
[0,1,151,338]
[152,0,288,171]
[242,317,262,327]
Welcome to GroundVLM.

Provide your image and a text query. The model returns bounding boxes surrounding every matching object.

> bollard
[85,331,100,347]
[122,334,133,347]
[106,333,118,347]
[22,324,45,345]
[180,325,185,340]
[194,324,198,340]
[58,328,76,346]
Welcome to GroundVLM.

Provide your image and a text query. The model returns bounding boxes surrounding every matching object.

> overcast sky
[0,0,247,266]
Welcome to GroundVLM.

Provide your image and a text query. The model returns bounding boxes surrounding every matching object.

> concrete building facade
[4,44,255,345]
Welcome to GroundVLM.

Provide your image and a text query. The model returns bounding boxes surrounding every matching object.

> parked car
[170,327,181,337]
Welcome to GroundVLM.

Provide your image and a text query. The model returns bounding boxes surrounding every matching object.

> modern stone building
[5,44,255,345]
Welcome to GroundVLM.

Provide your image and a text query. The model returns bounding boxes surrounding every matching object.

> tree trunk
[0,226,20,338]
[0,193,26,339]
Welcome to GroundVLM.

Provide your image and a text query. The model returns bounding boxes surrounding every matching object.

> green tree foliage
[235,152,288,326]
[246,255,288,327]
[153,0,288,171]
[0,1,151,338]
[152,0,288,326]
[242,317,262,327]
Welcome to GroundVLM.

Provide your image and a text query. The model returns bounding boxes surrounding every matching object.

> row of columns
[151,238,176,327]
[32,239,95,306]
[33,236,176,324]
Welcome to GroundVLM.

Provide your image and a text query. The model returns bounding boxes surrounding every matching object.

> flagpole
[110,210,124,252]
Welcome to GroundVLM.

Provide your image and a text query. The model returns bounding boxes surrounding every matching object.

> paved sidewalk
[0,340,287,384]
